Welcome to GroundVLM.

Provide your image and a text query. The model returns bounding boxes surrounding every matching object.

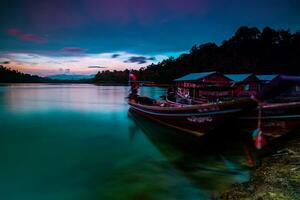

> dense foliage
[0,66,49,83]
[94,26,300,84]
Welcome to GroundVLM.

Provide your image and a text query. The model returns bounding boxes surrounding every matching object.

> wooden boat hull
[239,102,300,140]
[129,99,255,137]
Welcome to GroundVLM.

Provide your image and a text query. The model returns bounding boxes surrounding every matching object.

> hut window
[296,85,300,92]
[244,84,250,91]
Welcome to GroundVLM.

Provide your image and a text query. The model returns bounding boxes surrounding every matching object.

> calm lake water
[0,84,258,200]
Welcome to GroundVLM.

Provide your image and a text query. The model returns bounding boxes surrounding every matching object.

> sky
[0,0,299,76]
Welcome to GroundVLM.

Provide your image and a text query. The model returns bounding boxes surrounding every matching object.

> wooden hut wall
[201,73,232,86]
[232,75,261,96]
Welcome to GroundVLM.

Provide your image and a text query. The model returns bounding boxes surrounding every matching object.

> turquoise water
[0,84,257,200]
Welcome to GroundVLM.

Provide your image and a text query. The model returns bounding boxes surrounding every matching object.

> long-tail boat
[128,96,256,137]
[128,74,300,142]
[128,72,257,137]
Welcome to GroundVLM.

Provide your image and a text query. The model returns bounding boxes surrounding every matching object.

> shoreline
[0,82,171,87]
[219,133,300,200]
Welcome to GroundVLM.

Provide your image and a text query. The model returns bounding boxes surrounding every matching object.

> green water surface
[0,84,257,200]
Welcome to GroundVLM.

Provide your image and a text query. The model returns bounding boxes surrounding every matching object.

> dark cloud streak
[88,66,106,68]
[0,61,10,64]
[124,56,156,64]
[111,53,120,58]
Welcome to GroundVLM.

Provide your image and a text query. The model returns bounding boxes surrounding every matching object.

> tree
[93,26,300,83]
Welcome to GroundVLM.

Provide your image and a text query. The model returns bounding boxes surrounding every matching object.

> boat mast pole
[128,69,132,97]
[128,69,131,86]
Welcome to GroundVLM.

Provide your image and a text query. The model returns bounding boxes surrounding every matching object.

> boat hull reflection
[129,110,259,195]
[129,98,255,137]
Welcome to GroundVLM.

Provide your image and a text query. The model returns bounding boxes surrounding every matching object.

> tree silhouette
[93,26,300,84]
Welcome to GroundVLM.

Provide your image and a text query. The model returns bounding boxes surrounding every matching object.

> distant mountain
[47,74,95,81]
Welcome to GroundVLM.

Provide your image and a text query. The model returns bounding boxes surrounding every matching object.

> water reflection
[129,110,259,196]
[1,84,129,113]
[0,84,259,200]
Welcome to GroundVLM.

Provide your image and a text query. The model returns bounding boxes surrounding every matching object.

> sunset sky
[0,0,299,76]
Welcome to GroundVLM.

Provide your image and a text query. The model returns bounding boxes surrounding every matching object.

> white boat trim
[130,105,242,117]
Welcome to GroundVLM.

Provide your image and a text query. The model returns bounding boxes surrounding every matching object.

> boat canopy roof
[256,75,279,81]
[174,72,287,83]
[224,74,253,82]
[174,71,216,81]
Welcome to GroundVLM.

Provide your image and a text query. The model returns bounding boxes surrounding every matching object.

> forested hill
[0,66,49,83]
[94,26,300,84]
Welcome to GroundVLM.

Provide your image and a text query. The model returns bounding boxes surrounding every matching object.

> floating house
[173,72,282,99]
[224,74,257,96]
[174,72,233,99]
[224,74,281,96]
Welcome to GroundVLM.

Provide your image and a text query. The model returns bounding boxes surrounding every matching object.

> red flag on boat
[252,106,266,149]
[129,73,137,81]
[253,128,266,149]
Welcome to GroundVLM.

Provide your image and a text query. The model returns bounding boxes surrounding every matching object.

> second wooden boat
[239,101,300,140]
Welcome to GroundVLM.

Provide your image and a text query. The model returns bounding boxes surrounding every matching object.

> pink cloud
[61,47,85,53]
[20,34,48,44]
[6,28,48,44]
[7,28,22,36]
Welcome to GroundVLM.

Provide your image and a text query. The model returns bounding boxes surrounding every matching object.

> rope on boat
[252,103,266,149]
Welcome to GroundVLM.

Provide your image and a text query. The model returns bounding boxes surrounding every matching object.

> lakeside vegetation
[94,26,300,84]
[0,66,50,83]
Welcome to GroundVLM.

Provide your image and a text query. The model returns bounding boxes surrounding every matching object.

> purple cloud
[61,47,85,53]
[6,28,48,44]
[20,34,48,44]
[6,28,22,36]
